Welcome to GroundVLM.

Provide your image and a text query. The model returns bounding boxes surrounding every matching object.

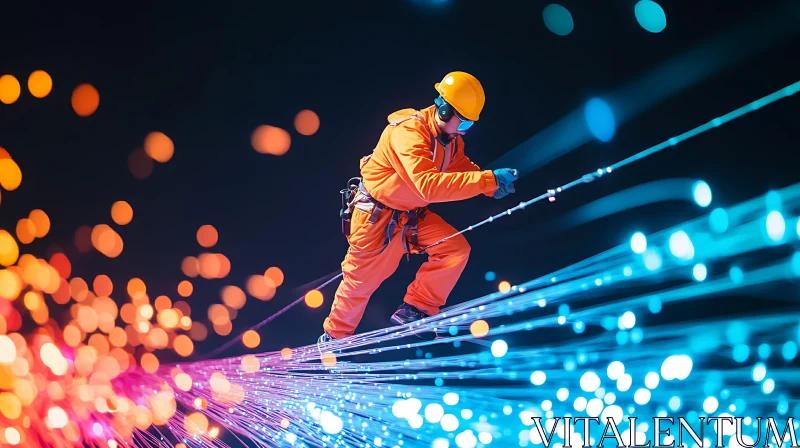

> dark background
[1,1,799,363]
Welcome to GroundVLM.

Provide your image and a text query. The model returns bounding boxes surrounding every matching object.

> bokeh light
[607,361,625,380]
[765,190,783,211]
[185,412,209,435]
[498,281,511,293]
[0,230,20,267]
[108,326,126,347]
[241,355,260,373]
[635,0,667,33]
[733,344,750,363]
[73,225,93,253]
[703,396,719,413]
[630,232,647,254]
[305,290,323,308]
[0,271,22,300]
[294,110,320,136]
[242,330,261,348]
[531,371,547,386]
[321,352,337,368]
[182,256,199,277]
[490,340,508,357]
[264,267,285,287]
[197,253,220,278]
[197,225,218,248]
[27,70,52,98]
[584,98,616,142]
[190,322,208,341]
[692,181,712,207]
[128,148,154,180]
[126,277,146,300]
[643,249,662,271]
[246,275,276,301]
[542,4,574,36]
[111,201,133,225]
[470,320,489,338]
[0,75,21,105]
[0,155,23,191]
[140,353,159,373]
[0,335,16,363]
[28,209,50,238]
[157,308,179,328]
[177,280,193,297]
[580,371,601,392]
[144,131,174,163]
[15,219,36,244]
[174,335,194,357]
[47,406,68,429]
[71,83,100,117]
[709,208,729,233]
[793,252,800,277]
[174,372,192,391]
[4,427,20,445]
[766,210,785,242]
[692,263,708,281]
[216,254,231,278]
[221,285,246,309]
[618,311,636,330]
[668,230,694,260]
[208,304,230,326]
[91,224,124,258]
[0,392,22,419]
[252,125,291,156]
[782,341,797,361]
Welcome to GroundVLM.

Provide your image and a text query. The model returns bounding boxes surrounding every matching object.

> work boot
[317,332,335,355]
[390,303,438,340]
[316,332,347,372]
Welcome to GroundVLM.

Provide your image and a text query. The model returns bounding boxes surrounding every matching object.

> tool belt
[340,177,427,255]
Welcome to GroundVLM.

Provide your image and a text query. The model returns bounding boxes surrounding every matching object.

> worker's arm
[446,137,482,173]
[386,123,497,203]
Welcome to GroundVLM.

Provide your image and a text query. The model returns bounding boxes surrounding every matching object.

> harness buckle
[340,177,362,237]
[342,179,428,257]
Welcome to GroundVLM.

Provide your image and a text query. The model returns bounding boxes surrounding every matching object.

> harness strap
[388,208,424,258]
[356,182,385,224]
[402,210,419,254]
[356,181,426,256]
[384,210,401,253]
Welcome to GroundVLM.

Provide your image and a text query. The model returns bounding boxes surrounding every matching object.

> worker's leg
[403,211,471,316]
[323,208,405,339]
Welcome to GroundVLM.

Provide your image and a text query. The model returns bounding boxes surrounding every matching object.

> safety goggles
[453,110,475,132]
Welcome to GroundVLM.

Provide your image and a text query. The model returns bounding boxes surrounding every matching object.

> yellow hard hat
[434,71,485,121]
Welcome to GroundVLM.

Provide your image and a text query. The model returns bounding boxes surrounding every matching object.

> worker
[320,71,518,344]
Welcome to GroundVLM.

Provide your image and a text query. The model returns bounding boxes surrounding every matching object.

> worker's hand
[493,184,515,199]
[492,169,518,199]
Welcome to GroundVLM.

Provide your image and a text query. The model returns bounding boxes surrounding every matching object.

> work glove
[492,168,519,199]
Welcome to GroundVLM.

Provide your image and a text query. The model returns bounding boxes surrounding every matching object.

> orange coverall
[323,105,498,339]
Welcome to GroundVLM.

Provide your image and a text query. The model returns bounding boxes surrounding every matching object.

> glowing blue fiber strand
[420,80,800,252]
